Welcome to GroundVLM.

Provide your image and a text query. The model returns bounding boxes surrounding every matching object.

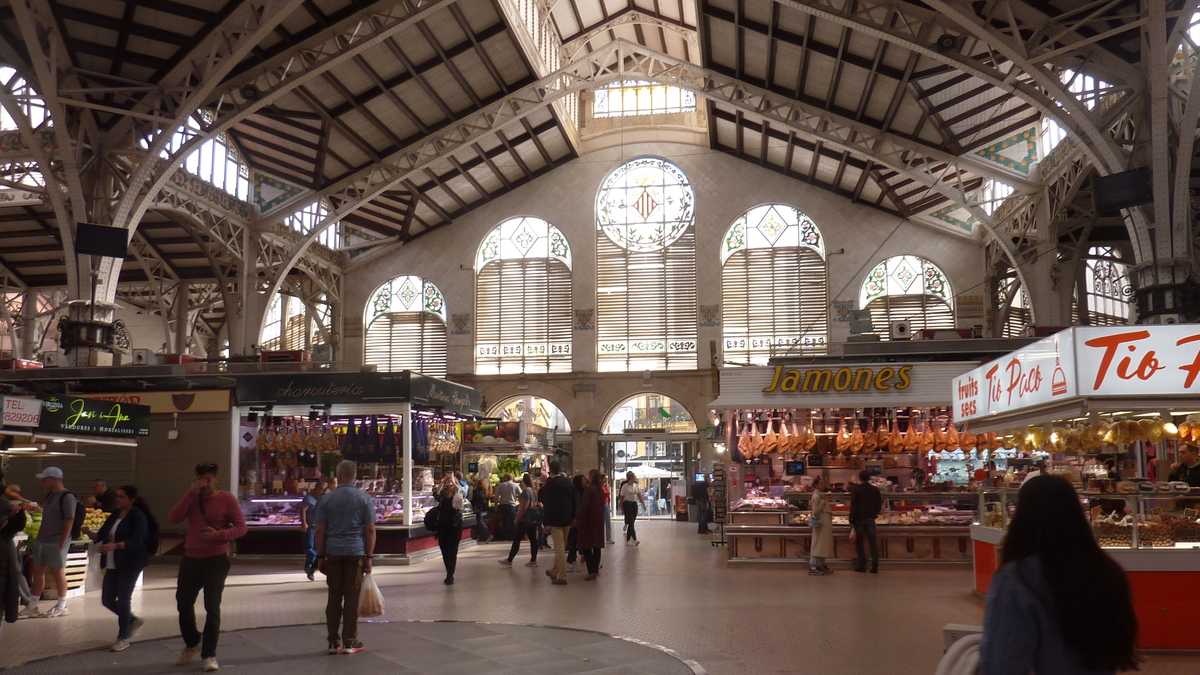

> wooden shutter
[364,312,447,377]
[722,247,828,364]
[475,258,572,374]
[867,295,955,340]
[597,228,697,371]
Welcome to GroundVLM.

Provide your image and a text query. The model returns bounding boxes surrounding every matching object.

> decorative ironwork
[859,255,955,309]
[475,216,572,271]
[365,275,447,324]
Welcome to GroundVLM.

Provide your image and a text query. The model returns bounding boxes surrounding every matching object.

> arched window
[721,204,828,364]
[595,157,697,371]
[475,216,572,374]
[260,293,304,351]
[859,255,955,339]
[1078,245,1132,325]
[363,275,448,377]
[1003,285,1031,338]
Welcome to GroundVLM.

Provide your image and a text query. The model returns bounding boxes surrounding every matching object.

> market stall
[233,371,482,563]
[953,325,1200,649]
[1,393,152,597]
[711,361,1027,565]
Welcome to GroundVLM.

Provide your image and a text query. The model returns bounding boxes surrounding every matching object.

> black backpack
[423,504,441,532]
[60,491,85,541]
[140,505,160,556]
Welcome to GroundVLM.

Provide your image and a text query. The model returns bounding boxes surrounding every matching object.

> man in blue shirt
[316,461,375,655]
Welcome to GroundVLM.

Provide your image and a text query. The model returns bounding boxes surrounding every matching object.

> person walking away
[495,474,520,540]
[619,472,644,546]
[499,474,540,567]
[25,466,78,618]
[93,479,118,513]
[808,477,834,576]
[435,477,464,585]
[848,470,881,574]
[601,476,614,544]
[980,475,1138,674]
[693,479,712,534]
[470,479,491,542]
[1,491,26,633]
[566,475,586,573]
[538,460,575,585]
[315,461,375,655]
[577,471,606,580]
[96,485,151,652]
[301,480,327,581]
[168,463,247,672]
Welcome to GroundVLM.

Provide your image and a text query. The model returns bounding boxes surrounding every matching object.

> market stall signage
[953,325,1200,423]
[1,396,42,427]
[81,390,230,414]
[37,395,151,438]
[235,371,482,417]
[762,365,912,393]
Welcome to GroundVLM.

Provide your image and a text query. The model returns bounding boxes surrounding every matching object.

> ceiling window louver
[260,294,308,352]
[595,157,697,372]
[721,204,829,365]
[475,217,573,375]
[859,255,956,339]
[1000,283,1031,338]
[363,275,448,378]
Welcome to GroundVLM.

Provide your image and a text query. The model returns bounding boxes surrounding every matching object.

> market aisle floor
[2,521,1198,674]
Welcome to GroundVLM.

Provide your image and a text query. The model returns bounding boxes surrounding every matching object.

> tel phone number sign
[37,395,151,438]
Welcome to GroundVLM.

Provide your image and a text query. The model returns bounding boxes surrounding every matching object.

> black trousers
[507,523,539,562]
[853,521,879,570]
[324,556,364,643]
[176,555,230,659]
[101,566,141,640]
[582,547,601,575]
[622,501,639,541]
[566,527,579,564]
[697,501,712,532]
[439,527,462,580]
[499,504,517,540]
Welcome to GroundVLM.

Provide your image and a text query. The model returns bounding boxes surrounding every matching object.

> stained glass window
[596,157,697,371]
[1080,246,1132,325]
[593,80,696,118]
[722,204,829,364]
[364,276,448,377]
[475,217,573,374]
[859,255,955,339]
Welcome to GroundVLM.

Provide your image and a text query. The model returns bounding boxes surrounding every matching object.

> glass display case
[241,493,467,527]
[976,486,1200,550]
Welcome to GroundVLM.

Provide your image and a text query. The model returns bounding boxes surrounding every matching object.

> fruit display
[82,507,108,534]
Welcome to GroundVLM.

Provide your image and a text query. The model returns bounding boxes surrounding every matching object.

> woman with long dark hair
[577,470,606,580]
[566,474,586,573]
[982,475,1138,674]
[96,485,152,652]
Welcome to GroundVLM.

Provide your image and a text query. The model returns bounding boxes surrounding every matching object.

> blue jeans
[102,567,141,639]
[305,527,318,574]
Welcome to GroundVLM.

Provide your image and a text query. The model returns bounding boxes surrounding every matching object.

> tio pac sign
[953,325,1200,423]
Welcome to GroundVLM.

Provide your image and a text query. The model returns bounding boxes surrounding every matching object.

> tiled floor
[2,521,1197,674]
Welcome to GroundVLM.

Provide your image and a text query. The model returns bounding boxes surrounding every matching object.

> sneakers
[202,657,220,672]
[45,605,69,618]
[176,647,199,665]
[524,561,538,567]
[342,640,365,655]
[110,639,131,652]
[19,604,42,619]
[498,559,513,567]
[128,616,144,639]
[306,570,315,581]
[328,640,341,655]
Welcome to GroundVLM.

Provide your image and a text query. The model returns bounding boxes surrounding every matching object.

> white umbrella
[625,464,673,479]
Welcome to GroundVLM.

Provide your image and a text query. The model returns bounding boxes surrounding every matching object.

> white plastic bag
[358,573,384,618]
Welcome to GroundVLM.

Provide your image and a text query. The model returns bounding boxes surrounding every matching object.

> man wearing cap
[25,466,77,618]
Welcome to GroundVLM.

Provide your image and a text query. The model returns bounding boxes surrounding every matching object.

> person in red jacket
[576,470,607,580]
[168,463,246,672]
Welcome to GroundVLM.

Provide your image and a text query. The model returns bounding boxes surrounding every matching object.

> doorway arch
[601,393,698,520]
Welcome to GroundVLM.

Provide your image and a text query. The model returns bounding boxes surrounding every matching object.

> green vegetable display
[496,457,523,478]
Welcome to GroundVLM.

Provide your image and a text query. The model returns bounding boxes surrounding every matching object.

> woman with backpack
[498,474,541,569]
[95,485,154,652]
[435,476,464,586]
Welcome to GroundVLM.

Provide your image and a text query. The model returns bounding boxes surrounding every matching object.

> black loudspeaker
[76,222,128,258]
[1092,168,1153,216]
